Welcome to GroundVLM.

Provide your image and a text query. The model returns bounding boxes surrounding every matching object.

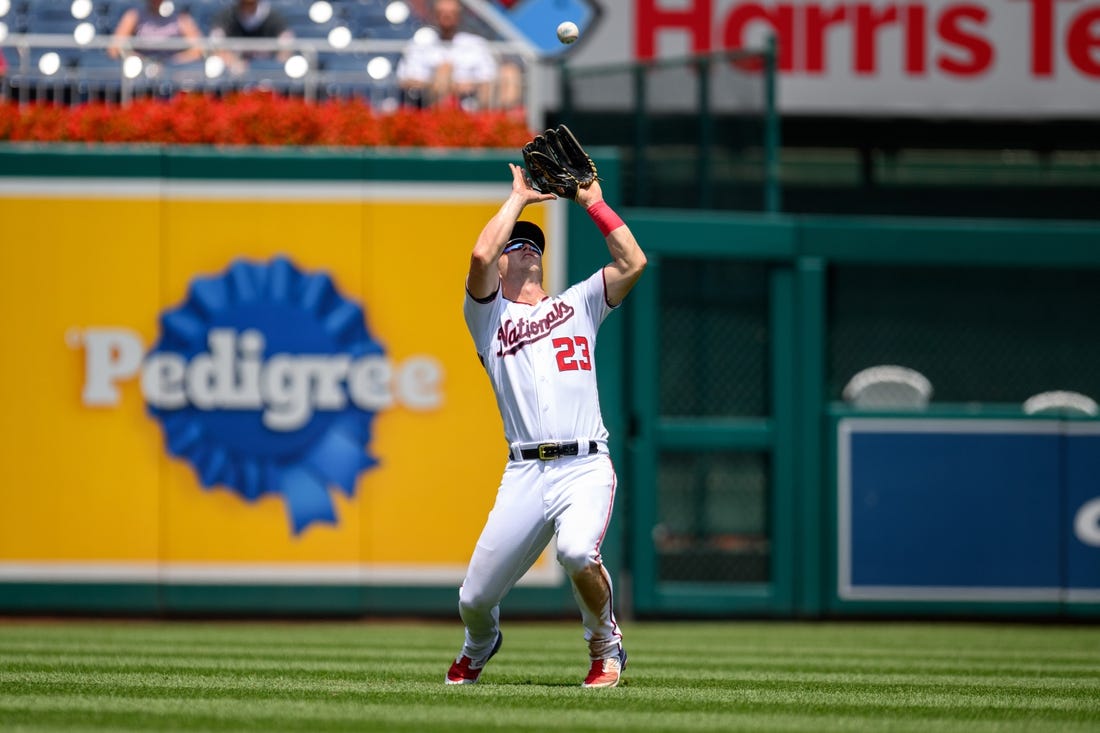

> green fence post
[796,256,826,617]
[633,63,649,207]
[628,256,661,614]
[770,266,797,614]
[764,35,782,214]
[698,54,713,209]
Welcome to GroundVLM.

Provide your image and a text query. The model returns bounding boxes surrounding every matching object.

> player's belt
[514,440,600,461]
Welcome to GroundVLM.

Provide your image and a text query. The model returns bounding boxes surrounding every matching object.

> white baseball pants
[457,452,623,662]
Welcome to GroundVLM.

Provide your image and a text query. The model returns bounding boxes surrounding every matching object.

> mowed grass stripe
[4,664,1095,704]
[2,622,1092,660]
[2,677,1097,717]
[0,621,1097,733]
[1,683,1096,718]
[0,688,1097,733]
[2,647,1091,673]
[5,666,1099,694]
[0,620,1090,649]
[6,647,1091,669]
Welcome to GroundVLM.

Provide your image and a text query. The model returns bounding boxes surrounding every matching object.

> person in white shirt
[397,0,518,111]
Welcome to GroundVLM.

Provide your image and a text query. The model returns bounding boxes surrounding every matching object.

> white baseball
[556,21,579,44]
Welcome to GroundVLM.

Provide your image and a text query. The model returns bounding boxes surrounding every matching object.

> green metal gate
[622,214,802,616]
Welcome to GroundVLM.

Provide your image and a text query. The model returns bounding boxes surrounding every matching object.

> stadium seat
[231,55,306,94]
[292,17,342,41]
[1,45,21,75]
[270,0,319,32]
[181,0,226,34]
[319,50,371,97]
[361,21,415,40]
[25,0,86,29]
[1022,390,1100,417]
[95,0,133,34]
[6,46,79,102]
[346,0,420,40]
[319,49,400,107]
[0,0,29,34]
[842,365,933,409]
[162,57,207,92]
[25,15,87,35]
[343,0,386,29]
[74,48,123,100]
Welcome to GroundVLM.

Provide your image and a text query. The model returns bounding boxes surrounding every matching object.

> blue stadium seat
[74,48,123,99]
[26,16,86,35]
[319,49,400,106]
[344,0,422,40]
[162,57,207,92]
[95,0,134,34]
[319,50,370,96]
[1,45,21,72]
[181,0,226,34]
[292,17,341,40]
[0,0,29,34]
[234,55,306,94]
[25,0,86,30]
[7,46,79,102]
[29,45,80,70]
[342,0,386,29]
[76,47,121,73]
[360,19,418,40]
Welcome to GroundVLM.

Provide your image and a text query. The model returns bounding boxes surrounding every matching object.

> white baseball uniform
[459,268,624,663]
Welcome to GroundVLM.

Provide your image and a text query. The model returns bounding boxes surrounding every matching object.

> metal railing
[1,33,542,130]
[558,41,780,213]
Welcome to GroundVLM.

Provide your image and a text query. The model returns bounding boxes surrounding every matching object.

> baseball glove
[521,124,599,200]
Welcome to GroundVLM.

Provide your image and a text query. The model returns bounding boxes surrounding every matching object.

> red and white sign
[568,0,1100,117]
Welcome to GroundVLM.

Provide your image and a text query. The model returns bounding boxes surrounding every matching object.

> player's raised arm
[467,163,555,300]
[575,180,647,307]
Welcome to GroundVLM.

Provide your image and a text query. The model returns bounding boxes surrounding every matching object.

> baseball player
[447,161,647,688]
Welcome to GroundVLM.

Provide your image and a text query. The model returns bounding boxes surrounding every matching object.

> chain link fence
[659,259,769,417]
[829,264,1100,409]
[654,450,770,584]
[653,258,772,584]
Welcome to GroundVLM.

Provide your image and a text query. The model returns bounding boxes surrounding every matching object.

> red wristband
[587,200,624,236]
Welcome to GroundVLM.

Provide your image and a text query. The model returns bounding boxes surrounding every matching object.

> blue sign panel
[838,419,1068,602]
[1065,427,1100,599]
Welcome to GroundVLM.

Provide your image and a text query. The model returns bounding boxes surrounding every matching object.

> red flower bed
[0,93,534,148]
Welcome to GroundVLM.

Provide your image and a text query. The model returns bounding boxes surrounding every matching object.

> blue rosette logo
[144,257,383,534]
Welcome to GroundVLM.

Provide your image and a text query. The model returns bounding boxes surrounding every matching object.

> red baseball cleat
[582,647,628,688]
[445,631,503,685]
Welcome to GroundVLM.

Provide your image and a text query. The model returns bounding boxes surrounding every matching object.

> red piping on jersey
[594,461,617,554]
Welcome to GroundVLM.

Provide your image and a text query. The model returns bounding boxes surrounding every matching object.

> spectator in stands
[396,0,521,111]
[108,0,204,65]
[208,0,295,75]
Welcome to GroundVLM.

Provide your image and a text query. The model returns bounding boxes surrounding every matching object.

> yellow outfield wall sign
[0,178,567,587]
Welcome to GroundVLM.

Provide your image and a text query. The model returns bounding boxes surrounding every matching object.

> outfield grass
[0,619,1097,732]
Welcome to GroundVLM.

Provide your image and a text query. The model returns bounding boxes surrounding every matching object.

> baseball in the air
[556,21,579,44]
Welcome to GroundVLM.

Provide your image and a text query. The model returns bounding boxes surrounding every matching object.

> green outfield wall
[1,145,1097,619]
